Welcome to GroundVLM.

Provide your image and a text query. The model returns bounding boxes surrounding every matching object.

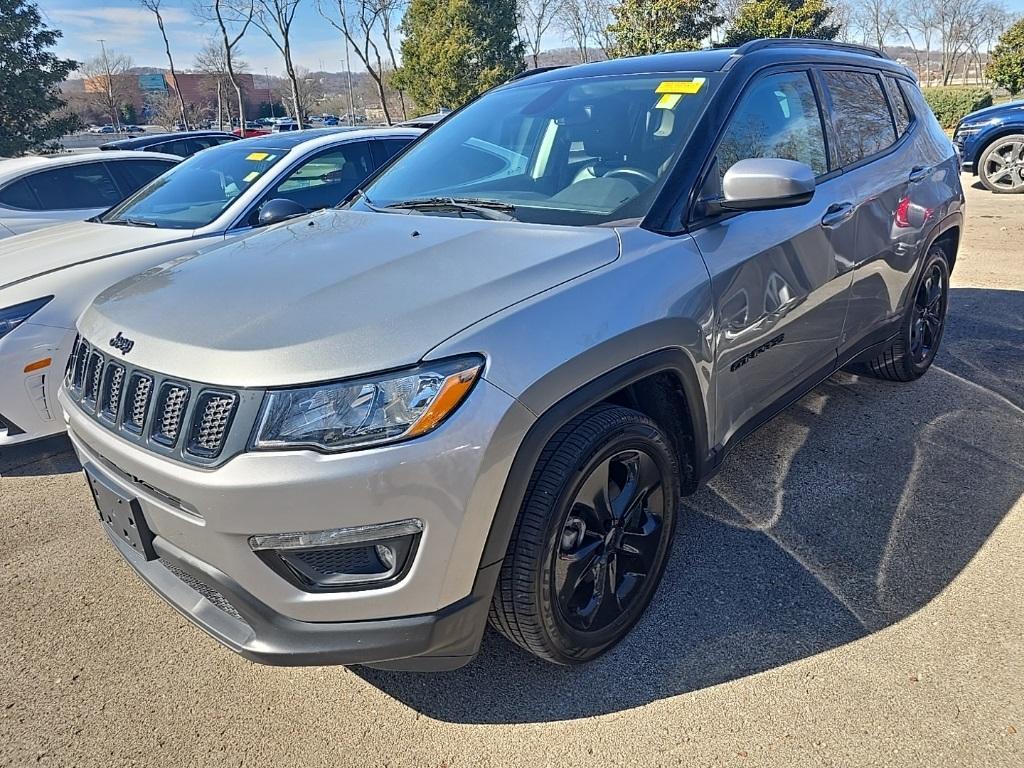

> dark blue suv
[953,100,1024,193]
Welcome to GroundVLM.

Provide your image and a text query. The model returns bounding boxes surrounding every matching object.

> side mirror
[720,158,816,211]
[257,198,308,226]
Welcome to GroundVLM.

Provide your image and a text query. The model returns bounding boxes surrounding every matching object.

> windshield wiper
[107,217,158,228]
[380,197,516,221]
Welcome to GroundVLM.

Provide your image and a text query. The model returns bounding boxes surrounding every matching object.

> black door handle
[821,202,855,228]
[909,166,929,183]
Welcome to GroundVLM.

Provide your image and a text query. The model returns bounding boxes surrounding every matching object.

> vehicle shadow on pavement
[0,434,78,478]
[358,288,1024,723]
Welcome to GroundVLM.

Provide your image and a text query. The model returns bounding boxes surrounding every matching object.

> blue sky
[39,0,1024,78]
[40,0,366,76]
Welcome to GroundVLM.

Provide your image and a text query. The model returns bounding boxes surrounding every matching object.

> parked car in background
[100,131,239,159]
[397,110,452,129]
[953,99,1024,193]
[0,127,421,446]
[59,40,962,671]
[0,151,178,239]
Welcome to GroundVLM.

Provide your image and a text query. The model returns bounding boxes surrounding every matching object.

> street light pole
[264,66,275,119]
[344,40,355,126]
[98,38,121,131]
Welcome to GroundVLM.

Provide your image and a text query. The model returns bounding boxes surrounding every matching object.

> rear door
[690,68,858,448]
[820,70,945,352]
[0,162,125,235]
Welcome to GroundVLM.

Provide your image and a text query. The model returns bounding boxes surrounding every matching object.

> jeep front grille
[63,334,262,467]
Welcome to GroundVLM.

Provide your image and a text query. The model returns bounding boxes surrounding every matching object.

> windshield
[357,72,718,225]
[100,144,286,228]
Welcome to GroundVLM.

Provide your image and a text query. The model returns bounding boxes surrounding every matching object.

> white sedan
[0,127,422,446]
[0,152,179,239]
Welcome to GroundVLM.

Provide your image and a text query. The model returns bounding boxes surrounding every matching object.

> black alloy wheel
[489,405,681,664]
[555,448,666,633]
[909,260,946,368]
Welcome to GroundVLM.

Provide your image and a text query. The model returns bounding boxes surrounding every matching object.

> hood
[959,100,1024,125]
[80,209,620,387]
[0,220,191,291]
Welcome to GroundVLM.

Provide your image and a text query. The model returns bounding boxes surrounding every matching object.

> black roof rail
[731,38,889,61]
[508,65,566,82]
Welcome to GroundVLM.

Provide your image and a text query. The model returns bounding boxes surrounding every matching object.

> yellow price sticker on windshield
[243,171,260,183]
[246,152,270,161]
[655,78,706,109]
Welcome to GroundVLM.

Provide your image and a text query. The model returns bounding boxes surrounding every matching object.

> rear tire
[978,134,1024,193]
[852,244,949,382]
[489,405,680,664]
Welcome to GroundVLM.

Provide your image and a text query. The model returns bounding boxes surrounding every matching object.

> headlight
[253,356,483,452]
[0,296,53,341]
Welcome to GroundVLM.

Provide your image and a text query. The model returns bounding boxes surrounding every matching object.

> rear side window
[0,179,40,210]
[108,159,176,195]
[884,77,912,136]
[823,71,897,166]
[717,70,828,177]
[377,138,413,162]
[24,163,122,210]
[147,139,197,157]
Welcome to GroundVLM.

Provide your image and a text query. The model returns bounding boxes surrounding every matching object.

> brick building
[84,72,261,122]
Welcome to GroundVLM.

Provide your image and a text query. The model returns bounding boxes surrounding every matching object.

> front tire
[489,405,680,664]
[853,245,950,382]
[978,134,1024,193]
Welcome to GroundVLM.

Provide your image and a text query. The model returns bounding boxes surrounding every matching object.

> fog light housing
[249,519,422,591]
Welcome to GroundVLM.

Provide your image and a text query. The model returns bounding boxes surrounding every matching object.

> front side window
[100,144,287,228]
[717,71,828,177]
[358,72,719,225]
[823,70,897,166]
[251,142,374,223]
[107,159,177,196]
[24,162,122,210]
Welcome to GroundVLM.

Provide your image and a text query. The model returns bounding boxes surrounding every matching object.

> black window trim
[686,64,835,231]
[816,65,919,175]
[101,157,178,200]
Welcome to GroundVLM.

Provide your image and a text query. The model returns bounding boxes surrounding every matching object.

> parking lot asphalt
[1,178,1021,767]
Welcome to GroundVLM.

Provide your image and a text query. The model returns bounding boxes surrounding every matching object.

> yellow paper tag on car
[246,152,270,161]
[655,78,706,109]
[243,171,260,183]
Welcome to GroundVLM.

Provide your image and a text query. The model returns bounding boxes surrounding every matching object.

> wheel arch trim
[479,348,708,568]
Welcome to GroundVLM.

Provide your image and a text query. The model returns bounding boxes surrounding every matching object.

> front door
[690,69,857,449]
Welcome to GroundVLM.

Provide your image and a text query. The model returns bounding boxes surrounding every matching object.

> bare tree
[557,0,612,62]
[894,0,938,82]
[194,38,250,128]
[198,1,254,132]
[848,0,896,49]
[519,0,557,68]
[251,0,306,127]
[81,50,134,129]
[318,0,400,124]
[139,1,190,129]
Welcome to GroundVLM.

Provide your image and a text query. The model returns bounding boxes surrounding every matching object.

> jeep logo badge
[109,332,135,356]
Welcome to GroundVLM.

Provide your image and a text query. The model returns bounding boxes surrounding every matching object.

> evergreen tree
[606,0,724,57]
[724,0,840,46]
[392,0,524,112]
[0,0,80,156]
[986,19,1024,97]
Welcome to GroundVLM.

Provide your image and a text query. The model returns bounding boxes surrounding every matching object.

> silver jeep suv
[61,40,963,671]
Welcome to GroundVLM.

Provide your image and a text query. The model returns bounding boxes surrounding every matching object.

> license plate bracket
[85,466,157,561]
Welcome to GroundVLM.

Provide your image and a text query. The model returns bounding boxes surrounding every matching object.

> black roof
[230,126,362,150]
[504,39,906,88]
[100,130,237,150]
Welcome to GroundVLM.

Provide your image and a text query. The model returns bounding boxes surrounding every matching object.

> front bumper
[61,379,533,668]
[0,322,76,446]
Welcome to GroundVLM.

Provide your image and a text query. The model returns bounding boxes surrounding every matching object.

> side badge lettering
[730,333,784,372]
